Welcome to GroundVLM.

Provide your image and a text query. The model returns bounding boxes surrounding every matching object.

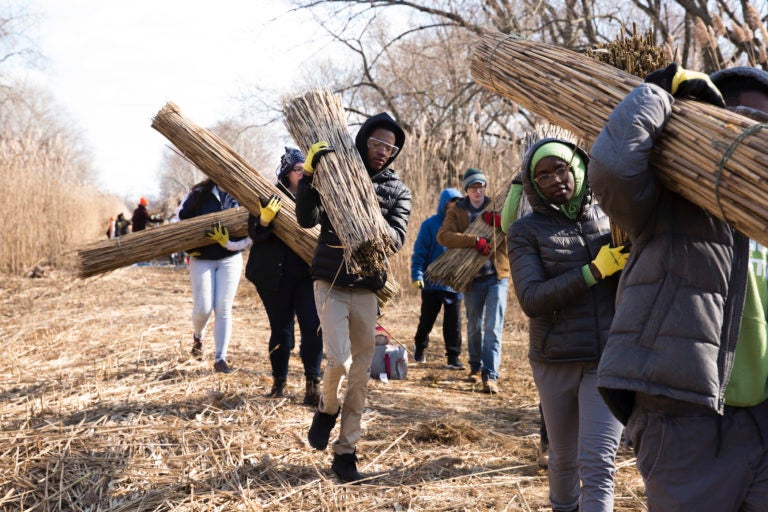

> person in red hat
[131,197,150,232]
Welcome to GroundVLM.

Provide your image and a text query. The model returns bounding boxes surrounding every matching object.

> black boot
[307,408,339,450]
[191,335,202,360]
[268,378,287,398]
[303,377,321,406]
[332,452,365,483]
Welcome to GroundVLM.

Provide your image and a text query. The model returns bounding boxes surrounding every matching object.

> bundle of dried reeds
[472,32,768,248]
[151,101,399,306]
[282,89,396,278]
[77,208,248,278]
[425,179,511,291]
[584,26,671,247]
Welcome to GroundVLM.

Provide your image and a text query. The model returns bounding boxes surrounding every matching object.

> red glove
[474,237,492,256]
[482,211,502,227]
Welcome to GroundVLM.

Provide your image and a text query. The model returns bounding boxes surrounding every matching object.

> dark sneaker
[308,409,339,450]
[213,359,232,374]
[466,368,481,382]
[191,335,202,360]
[332,452,365,483]
[303,377,321,406]
[268,378,287,398]
[446,357,465,370]
[413,346,426,364]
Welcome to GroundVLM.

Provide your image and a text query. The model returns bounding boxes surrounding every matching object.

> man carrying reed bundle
[437,167,509,394]
[298,112,411,483]
[589,65,768,510]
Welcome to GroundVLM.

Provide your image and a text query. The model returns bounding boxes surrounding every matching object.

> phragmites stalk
[471,31,768,249]
[282,89,396,278]
[712,14,727,37]
[745,3,762,31]
[693,17,714,52]
[584,24,670,79]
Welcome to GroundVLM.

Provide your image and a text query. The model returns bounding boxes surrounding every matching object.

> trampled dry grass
[0,262,647,511]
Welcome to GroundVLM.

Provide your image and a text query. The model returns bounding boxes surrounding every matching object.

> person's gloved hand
[474,236,492,256]
[482,210,502,227]
[303,141,335,174]
[206,223,229,247]
[591,244,629,279]
[260,194,282,224]
[412,279,424,289]
[187,250,201,257]
[644,63,725,108]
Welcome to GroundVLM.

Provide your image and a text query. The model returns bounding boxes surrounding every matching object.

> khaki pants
[313,280,377,455]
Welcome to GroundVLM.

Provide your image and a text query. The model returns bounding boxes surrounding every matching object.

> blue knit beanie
[277,147,305,182]
[462,167,487,191]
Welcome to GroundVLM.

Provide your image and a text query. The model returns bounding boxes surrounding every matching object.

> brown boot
[268,378,287,397]
[191,335,202,360]
[303,377,321,406]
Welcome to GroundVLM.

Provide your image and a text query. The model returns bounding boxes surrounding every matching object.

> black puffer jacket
[508,138,617,363]
[296,113,411,291]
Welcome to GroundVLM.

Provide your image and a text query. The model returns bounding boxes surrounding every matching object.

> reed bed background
[283,89,396,278]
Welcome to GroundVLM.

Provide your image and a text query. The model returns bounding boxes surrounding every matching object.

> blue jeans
[189,253,243,362]
[465,275,508,381]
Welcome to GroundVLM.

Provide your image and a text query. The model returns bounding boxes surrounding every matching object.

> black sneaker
[332,452,365,483]
[213,359,231,374]
[303,377,321,406]
[268,378,287,398]
[191,335,202,360]
[446,357,465,370]
[308,408,339,450]
[413,346,426,364]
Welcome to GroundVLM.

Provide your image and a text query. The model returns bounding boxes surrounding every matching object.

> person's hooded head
[710,66,768,121]
[522,137,590,220]
[354,112,406,175]
[276,147,305,186]
[437,188,462,218]
[139,197,148,207]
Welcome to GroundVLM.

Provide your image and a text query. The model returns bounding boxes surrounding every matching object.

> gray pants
[628,393,768,512]
[531,360,623,512]
[313,281,377,456]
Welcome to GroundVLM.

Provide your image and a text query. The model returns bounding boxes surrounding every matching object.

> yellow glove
[592,244,629,279]
[644,63,725,108]
[187,250,201,257]
[303,141,335,174]
[206,223,229,247]
[260,195,282,225]
[412,280,424,289]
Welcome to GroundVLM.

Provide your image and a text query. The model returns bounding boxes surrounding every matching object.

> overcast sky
[24,0,324,201]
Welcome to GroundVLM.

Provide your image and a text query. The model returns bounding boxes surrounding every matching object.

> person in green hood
[508,136,628,512]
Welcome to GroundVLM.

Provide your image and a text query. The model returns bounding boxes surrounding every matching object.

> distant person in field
[106,216,116,239]
[297,112,411,483]
[115,213,131,237]
[508,136,626,512]
[178,179,251,374]
[131,197,150,232]
[410,187,465,369]
[245,147,323,406]
[437,167,509,394]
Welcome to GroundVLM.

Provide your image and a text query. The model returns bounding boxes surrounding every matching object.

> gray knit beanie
[462,167,487,191]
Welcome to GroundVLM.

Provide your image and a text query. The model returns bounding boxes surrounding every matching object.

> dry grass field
[0,261,647,511]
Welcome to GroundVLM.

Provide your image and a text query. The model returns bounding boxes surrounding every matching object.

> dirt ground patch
[0,264,647,511]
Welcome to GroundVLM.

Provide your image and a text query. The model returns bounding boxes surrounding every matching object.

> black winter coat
[296,113,411,291]
[508,138,617,363]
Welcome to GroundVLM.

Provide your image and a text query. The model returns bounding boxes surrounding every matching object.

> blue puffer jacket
[508,138,617,365]
[589,83,749,424]
[178,183,246,260]
[411,188,463,292]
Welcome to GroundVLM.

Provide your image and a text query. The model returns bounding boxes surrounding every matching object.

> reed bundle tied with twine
[151,101,399,306]
[283,89,396,278]
[77,208,248,278]
[471,32,768,249]
[425,178,511,291]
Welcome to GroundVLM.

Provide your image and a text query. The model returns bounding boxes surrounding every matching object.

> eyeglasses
[291,168,304,174]
[533,164,572,187]
[467,184,486,192]
[367,136,400,157]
